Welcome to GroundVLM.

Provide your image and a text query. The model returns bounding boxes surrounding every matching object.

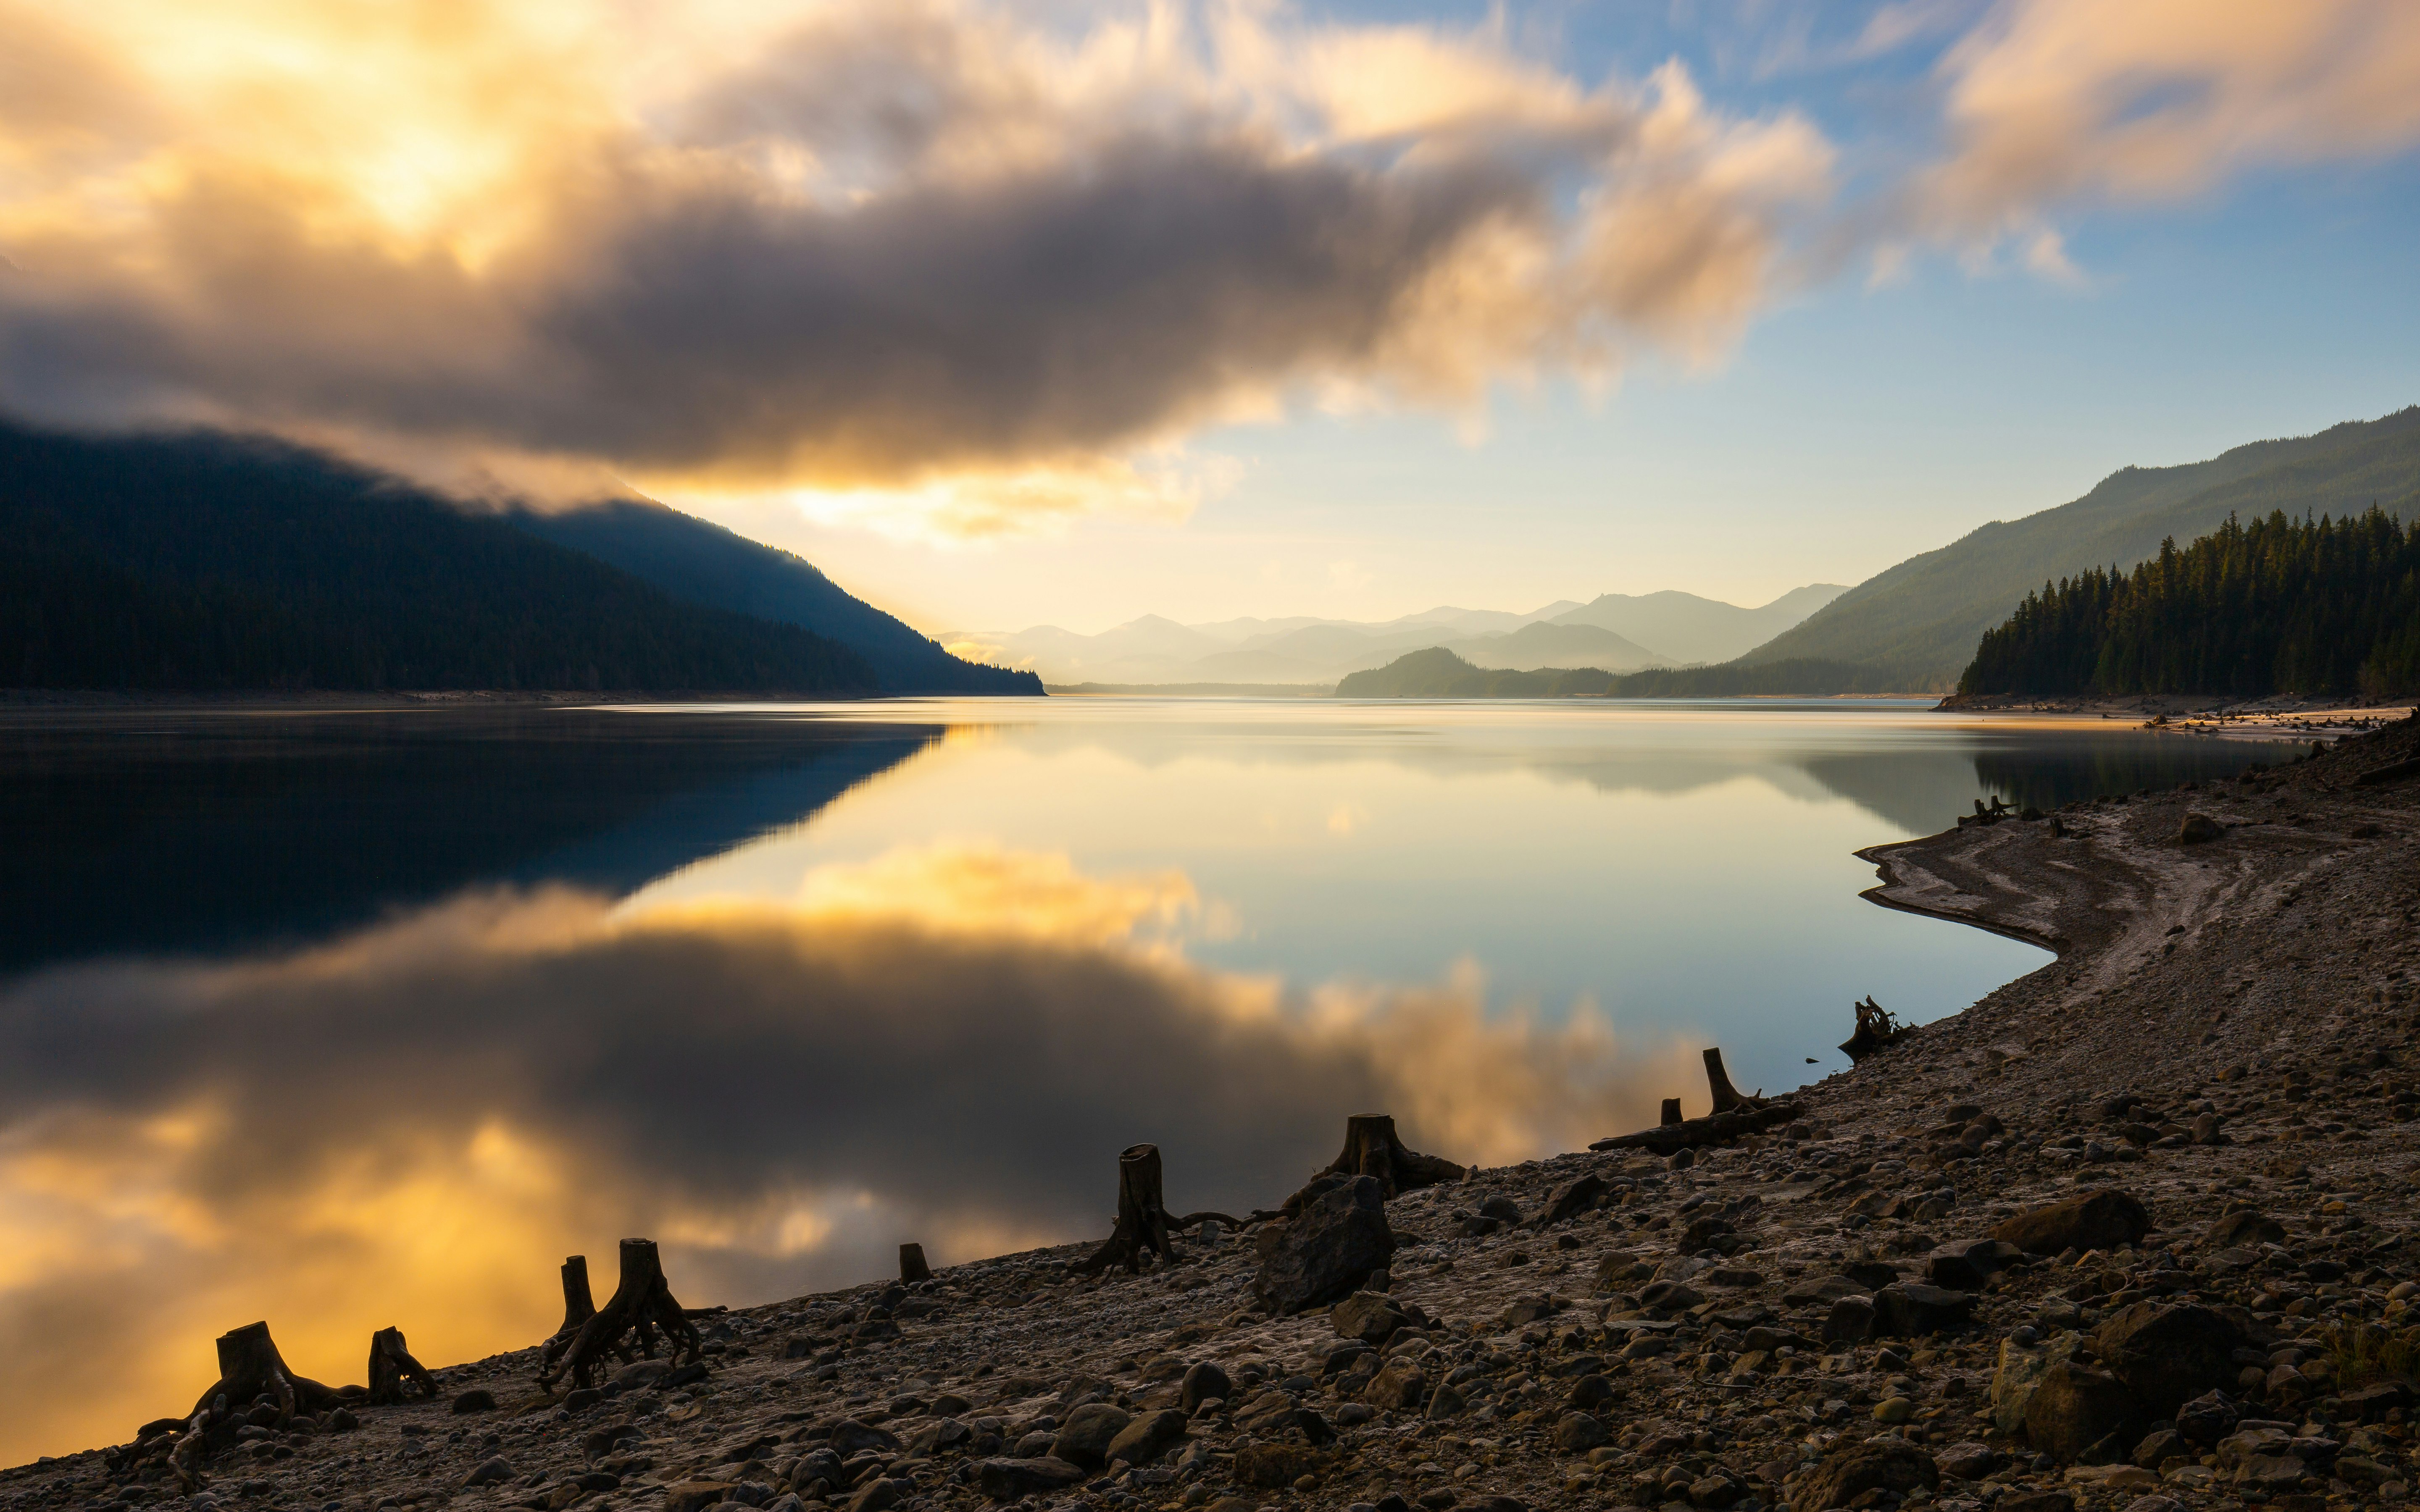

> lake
[0,698,2275,1462]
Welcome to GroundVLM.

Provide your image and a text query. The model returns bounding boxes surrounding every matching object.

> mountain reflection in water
[0,700,2275,1464]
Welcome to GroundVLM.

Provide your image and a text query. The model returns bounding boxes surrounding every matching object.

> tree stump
[1660,1098,1683,1127]
[366,1326,436,1406]
[1839,996,1907,1063]
[1071,1144,1241,1276]
[539,1238,703,1393]
[1703,1048,1756,1114]
[899,1244,932,1284]
[166,1322,342,1489]
[540,1256,601,1371]
[1283,1114,1463,1211]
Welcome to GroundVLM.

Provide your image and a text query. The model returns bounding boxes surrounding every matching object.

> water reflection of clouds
[0,846,1697,1466]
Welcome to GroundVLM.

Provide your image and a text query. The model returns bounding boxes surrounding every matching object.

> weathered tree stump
[1704,1048,1755,1114]
[1283,1114,1463,1211]
[366,1326,436,1406]
[1069,1144,1243,1275]
[165,1322,343,1488]
[1660,1098,1683,1126]
[900,1243,932,1284]
[539,1256,601,1372]
[1839,995,1907,1063]
[538,1238,704,1393]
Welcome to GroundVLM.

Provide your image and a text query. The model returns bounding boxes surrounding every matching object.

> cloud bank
[3,0,2417,534]
[0,848,1694,1465]
[0,0,1830,531]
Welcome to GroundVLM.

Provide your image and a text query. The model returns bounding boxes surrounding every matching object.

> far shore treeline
[1957,508,2420,699]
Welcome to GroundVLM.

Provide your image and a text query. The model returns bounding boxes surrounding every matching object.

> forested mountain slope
[1741,408,2420,687]
[0,424,876,693]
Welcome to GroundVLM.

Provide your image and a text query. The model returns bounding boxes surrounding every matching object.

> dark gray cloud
[0,0,1832,509]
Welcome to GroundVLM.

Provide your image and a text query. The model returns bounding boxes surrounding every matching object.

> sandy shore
[1936,693,2416,745]
[9,716,2418,1512]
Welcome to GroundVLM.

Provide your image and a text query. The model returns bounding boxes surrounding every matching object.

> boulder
[1793,1440,1938,1510]
[1871,1283,1975,1337]
[1995,1495,2074,1512]
[1331,1292,1407,1345]
[1234,1444,1321,1489]
[829,1421,900,1457]
[1993,1190,2150,1255]
[664,1485,737,1512]
[1179,1362,1231,1413]
[1820,1295,1876,1344]
[1679,1216,1736,1252]
[2172,1389,2241,1446]
[1049,1403,1134,1469]
[1552,1413,1607,1453]
[1935,1443,1999,1480]
[1781,1274,1866,1307]
[2204,1210,2286,1247]
[1638,1281,1702,1314]
[1363,1358,1428,1411]
[1529,1175,1607,1228]
[450,1389,496,1415]
[1993,1334,2077,1433]
[1254,1175,1394,1314]
[1104,1410,1188,1467]
[2178,813,2223,844]
[2023,1361,2143,1462]
[463,1459,515,1489]
[974,1459,1085,1499]
[2091,1303,2246,1418]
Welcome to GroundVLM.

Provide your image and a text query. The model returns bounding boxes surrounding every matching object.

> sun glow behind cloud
[0,0,1841,539]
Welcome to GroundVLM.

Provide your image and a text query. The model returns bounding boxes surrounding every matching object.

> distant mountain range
[0,422,1039,696]
[1336,647,1904,699]
[1741,406,2420,688]
[953,585,1850,688]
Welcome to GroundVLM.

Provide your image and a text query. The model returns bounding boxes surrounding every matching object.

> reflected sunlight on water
[0,698,2275,1462]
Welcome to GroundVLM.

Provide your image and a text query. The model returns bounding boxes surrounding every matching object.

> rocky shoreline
[8,717,2419,1512]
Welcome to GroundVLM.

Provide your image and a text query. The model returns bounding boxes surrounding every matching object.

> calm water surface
[0,698,2274,1461]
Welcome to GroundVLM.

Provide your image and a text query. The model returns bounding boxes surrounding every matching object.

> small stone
[1872,1397,1914,1423]
[1996,1495,2074,1512]
[1234,1444,1320,1489]
[2178,813,2223,844]
[2024,1360,2142,1463]
[1820,1295,1875,1344]
[2204,1210,2285,1247]
[1871,1282,1975,1337]
[1363,1358,1428,1411]
[1180,1361,1231,1412]
[1332,1292,1407,1345]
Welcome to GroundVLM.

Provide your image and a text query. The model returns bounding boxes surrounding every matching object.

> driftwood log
[366,1326,436,1406]
[1071,1144,1242,1276]
[1589,1046,1803,1156]
[538,1237,703,1393]
[164,1322,345,1488]
[1839,995,1908,1063]
[1590,1101,1804,1156]
[900,1243,932,1284]
[1281,1114,1463,1212]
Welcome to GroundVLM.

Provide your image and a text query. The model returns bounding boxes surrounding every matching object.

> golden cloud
[1914,0,2420,250]
[0,0,1832,535]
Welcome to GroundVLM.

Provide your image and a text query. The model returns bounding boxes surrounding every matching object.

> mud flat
[9,720,2420,1512]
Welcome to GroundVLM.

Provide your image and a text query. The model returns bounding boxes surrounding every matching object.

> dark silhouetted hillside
[1741,407,2420,688]
[509,499,1041,694]
[0,423,878,693]
[1960,508,2420,697]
